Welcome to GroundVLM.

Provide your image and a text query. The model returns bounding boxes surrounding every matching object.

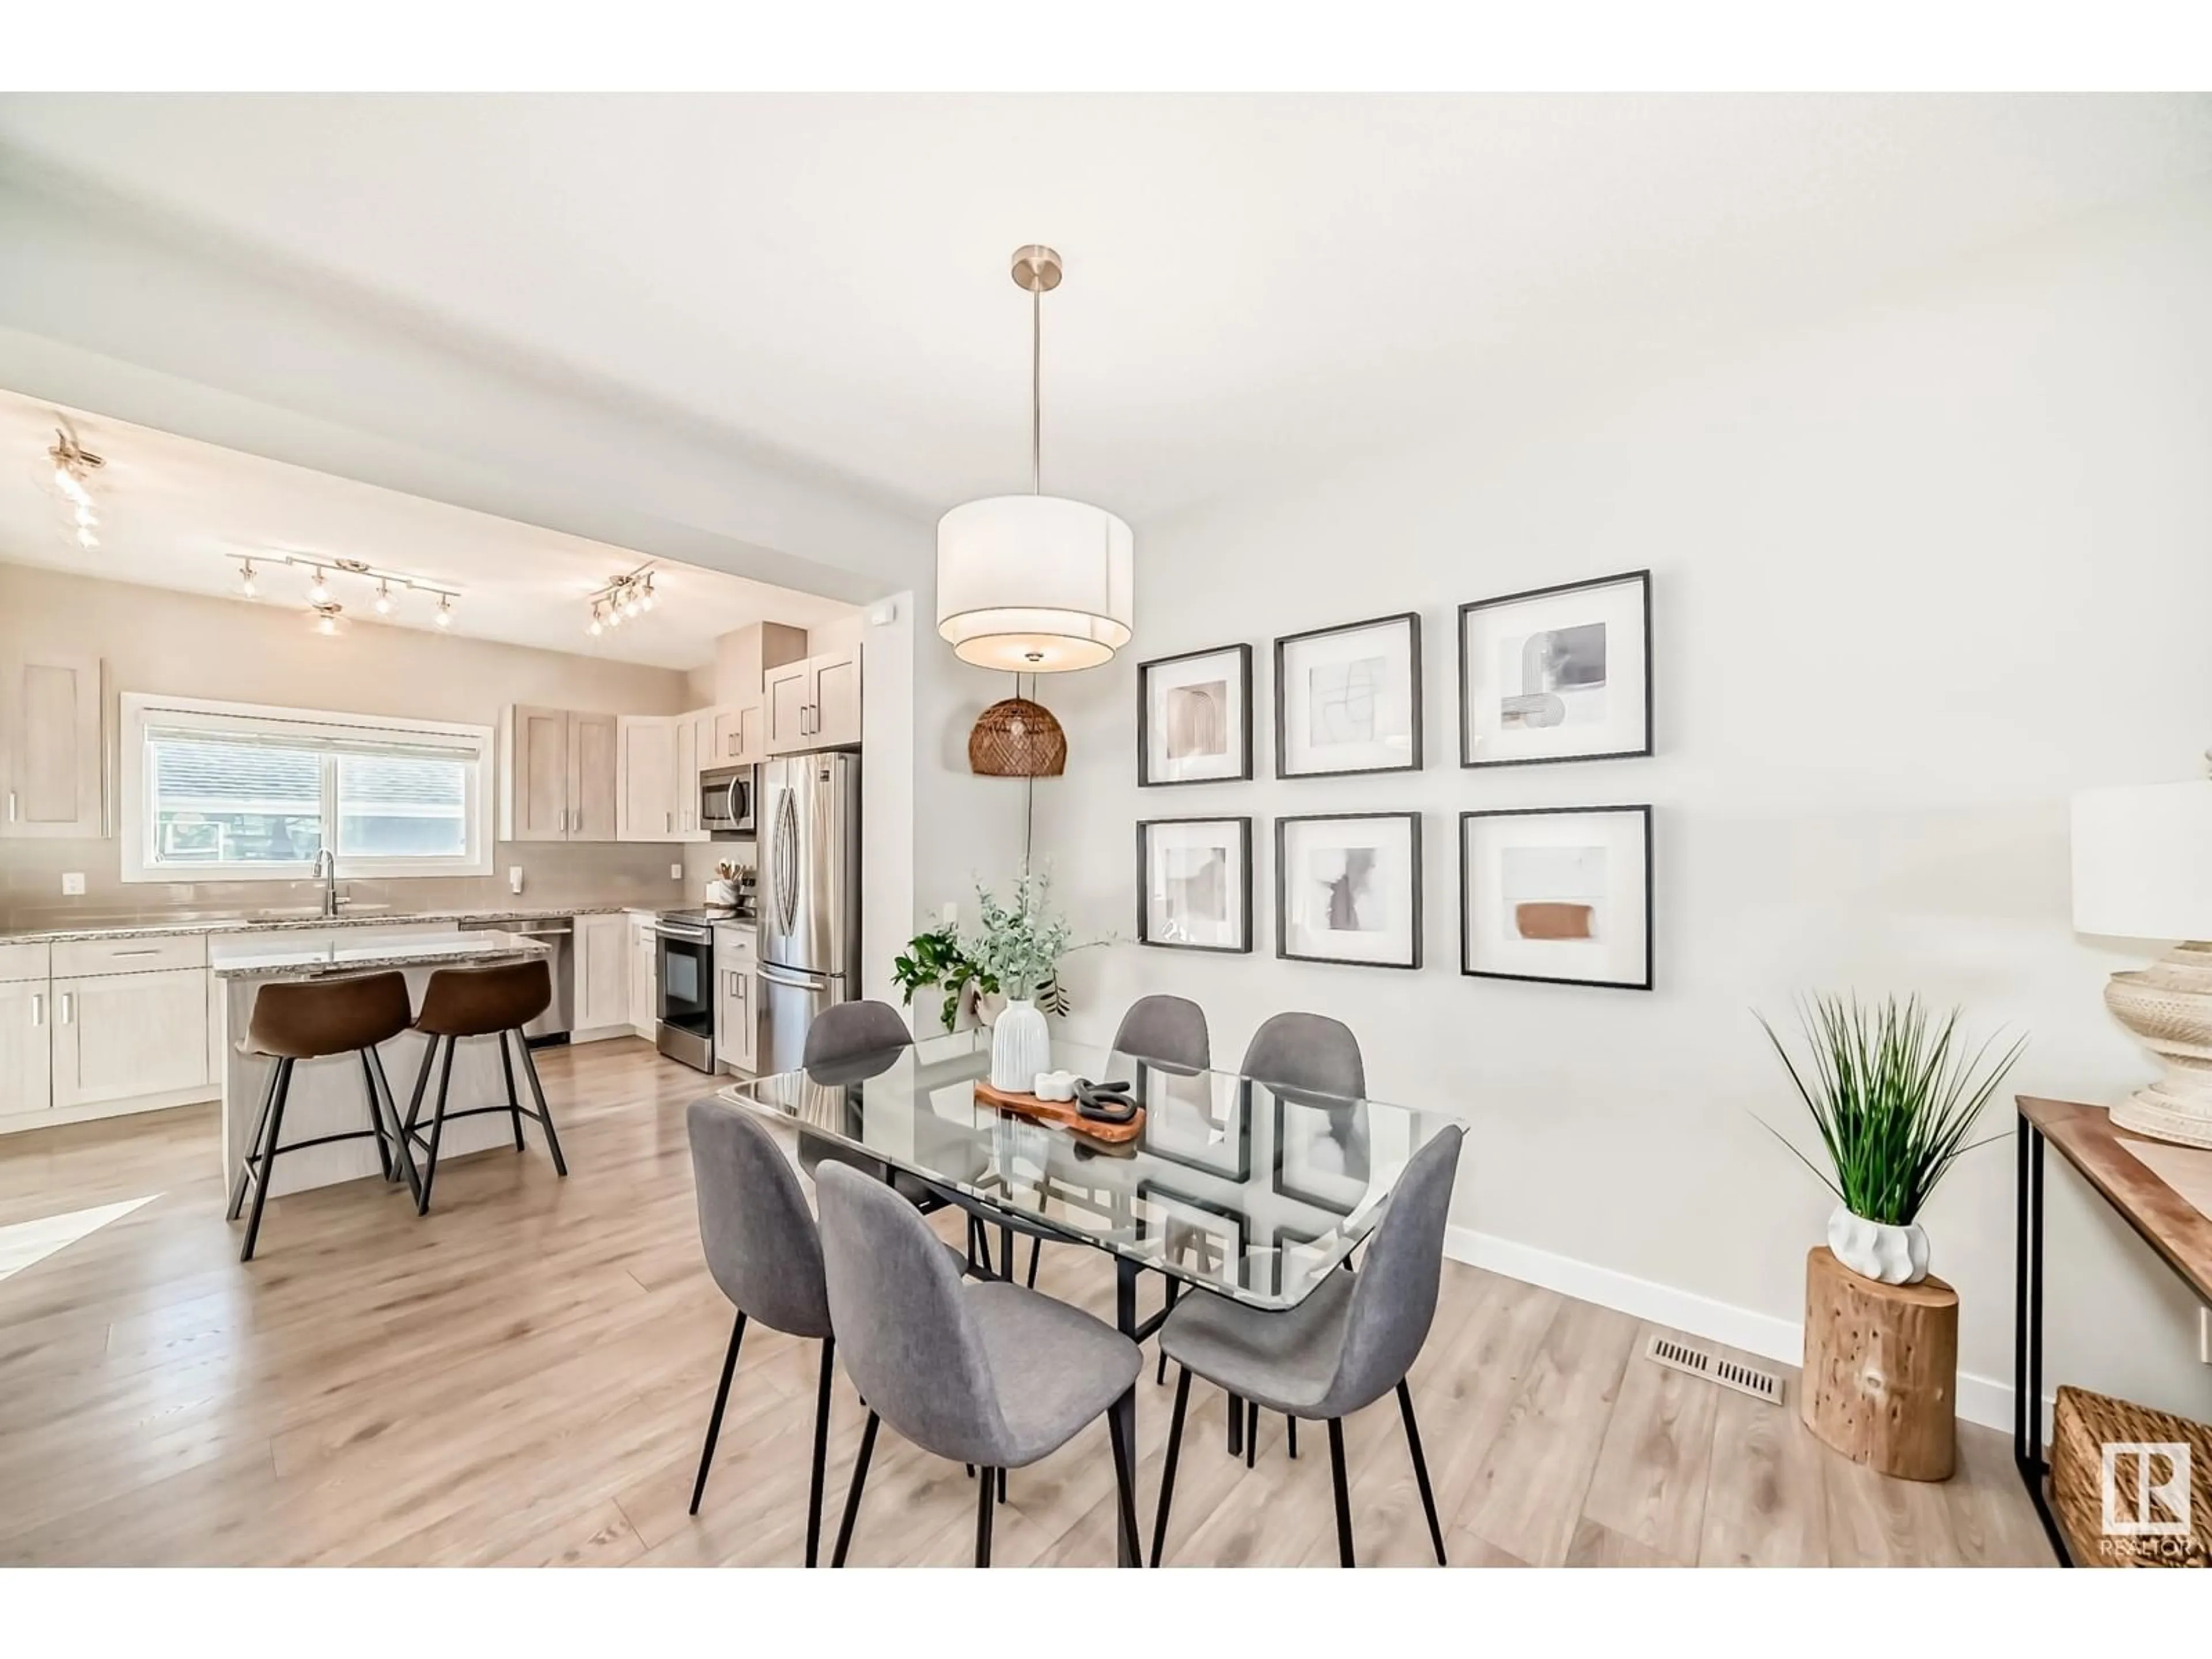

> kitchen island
[211,928,551,1197]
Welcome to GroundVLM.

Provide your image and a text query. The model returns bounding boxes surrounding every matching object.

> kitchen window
[119,694,493,882]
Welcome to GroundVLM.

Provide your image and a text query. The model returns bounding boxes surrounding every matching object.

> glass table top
[718,1033,1461,1312]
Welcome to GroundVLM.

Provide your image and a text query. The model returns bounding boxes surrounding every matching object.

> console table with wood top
[2014,1094,2212,1566]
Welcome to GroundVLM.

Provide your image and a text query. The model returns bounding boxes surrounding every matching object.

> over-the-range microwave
[700,765,755,837]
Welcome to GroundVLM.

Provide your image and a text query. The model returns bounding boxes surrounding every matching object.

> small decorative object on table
[974,1077,1144,1146]
[1759,994,2024,1479]
[706,859,744,908]
[969,871,1095,1093]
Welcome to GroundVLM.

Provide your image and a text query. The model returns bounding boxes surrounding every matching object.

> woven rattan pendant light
[968,689,1066,778]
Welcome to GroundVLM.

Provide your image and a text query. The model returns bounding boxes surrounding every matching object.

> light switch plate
[671,863,684,881]
[60,872,85,896]
[508,866,524,895]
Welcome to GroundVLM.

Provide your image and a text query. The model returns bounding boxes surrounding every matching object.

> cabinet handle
[665,810,672,834]
[59,993,73,1024]
[111,948,159,959]
[29,993,42,1027]
[6,790,14,823]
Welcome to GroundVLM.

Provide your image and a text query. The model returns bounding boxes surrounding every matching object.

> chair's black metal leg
[1112,1256,1141,1567]
[975,1463,995,1567]
[1289,1416,1298,1459]
[1228,1391,1244,1457]
[997,1467,1006,1504]
[515,1030,567,1177]
[239,1058,293,1263]
[1396,1379,1446,1565]
[357,1050,395,1182]
[687,1310,746,1516]
[805,1335,835,1566]
[1026,1236,1043,1289]
[1107,1384,1142,1568]
[367,1045,422,1203]
[998,1223,1014,1283]
[399,1029,436,1141]
[1156,1278,1180,1385]
[416,1037,455,1215]
[228,1059,282,1222]
[498,1029,525,1152]
[1150,1365,1191,1566]
[1246,1399,1259,1469]
[831,1409,880,1567]
[1327,1417,1354,1567]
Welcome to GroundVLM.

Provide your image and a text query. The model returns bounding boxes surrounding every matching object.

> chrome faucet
[312,848,340,918]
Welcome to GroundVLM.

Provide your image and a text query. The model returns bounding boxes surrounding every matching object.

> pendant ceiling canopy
[937,245,1133,673]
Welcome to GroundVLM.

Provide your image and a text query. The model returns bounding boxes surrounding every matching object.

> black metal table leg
[1112,1256,1141,1567]
[2013,1112,2071,1566]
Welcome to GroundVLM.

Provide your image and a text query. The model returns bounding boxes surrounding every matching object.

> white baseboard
[1445,1224,2023,1433]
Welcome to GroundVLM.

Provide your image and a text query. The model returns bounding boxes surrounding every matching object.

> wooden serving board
[974,1079,1145,1145]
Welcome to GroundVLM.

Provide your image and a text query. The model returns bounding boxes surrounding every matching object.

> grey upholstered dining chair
[1149,1122,1464,1567]
[1115,993,1211,1072]
[685,1095,974,1563]
[815,1160,1145,1567]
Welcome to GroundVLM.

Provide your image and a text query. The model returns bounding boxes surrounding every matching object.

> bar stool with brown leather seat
[398,956,568,1214]
[227,969,417,1262]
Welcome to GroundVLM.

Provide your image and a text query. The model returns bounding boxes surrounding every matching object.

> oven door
[654,924,716,1070]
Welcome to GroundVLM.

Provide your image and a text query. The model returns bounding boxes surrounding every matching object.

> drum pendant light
[936,245,1133,673]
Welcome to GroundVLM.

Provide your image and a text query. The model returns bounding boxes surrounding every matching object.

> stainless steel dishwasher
[461,916,575,1044]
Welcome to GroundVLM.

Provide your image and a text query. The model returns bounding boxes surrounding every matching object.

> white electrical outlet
[671,863,684,881]
[60,872,85,896]
[508,866,524,895]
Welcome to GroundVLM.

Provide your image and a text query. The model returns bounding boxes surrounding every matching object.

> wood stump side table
[1800,1245,1959,1481]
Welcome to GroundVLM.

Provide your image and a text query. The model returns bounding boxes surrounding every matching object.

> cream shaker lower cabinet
[573,913,633,1037]
[0,978,52,1119]
[51,967,213,1112]
[628,913,659,1037]
[712,923,756,1074]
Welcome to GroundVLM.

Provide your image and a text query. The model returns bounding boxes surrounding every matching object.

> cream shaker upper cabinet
[500,707,620,842]
[709,703,765,768]
[616,716,680,842]
[1,653,107,839]
[765,646,862,754]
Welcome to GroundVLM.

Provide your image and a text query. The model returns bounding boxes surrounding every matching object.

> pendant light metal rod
[1031,283,1043,495]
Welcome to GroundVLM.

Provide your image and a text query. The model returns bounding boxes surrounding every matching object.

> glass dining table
[717,1031,1462,1566]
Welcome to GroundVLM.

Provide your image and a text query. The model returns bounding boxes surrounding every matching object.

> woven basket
[2049,1385,2212,1566]
[968,696,1067,777]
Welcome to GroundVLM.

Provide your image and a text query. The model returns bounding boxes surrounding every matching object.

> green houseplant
[1757,993,2024,1284]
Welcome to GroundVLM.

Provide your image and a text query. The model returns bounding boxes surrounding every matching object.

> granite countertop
[209,927,552,980]
[0,904,640,948]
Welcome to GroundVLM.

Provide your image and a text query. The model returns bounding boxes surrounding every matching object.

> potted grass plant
[1757,994,2025,1285]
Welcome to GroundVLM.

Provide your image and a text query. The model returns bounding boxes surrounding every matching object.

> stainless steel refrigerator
[756,750,861,1075]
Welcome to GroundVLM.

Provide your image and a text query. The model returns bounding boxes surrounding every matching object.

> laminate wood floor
[0,1039,2052,1567]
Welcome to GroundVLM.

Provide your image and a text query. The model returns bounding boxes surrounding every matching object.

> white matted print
[1275,613,1422,777]
[1138,817,1252,953]
[1459,571,1650,767]
[1276,812,1422,969]
[1460,806,1651,989]
[1139,643,1252,786]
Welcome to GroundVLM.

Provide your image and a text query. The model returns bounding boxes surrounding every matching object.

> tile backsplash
[0,839,707,933]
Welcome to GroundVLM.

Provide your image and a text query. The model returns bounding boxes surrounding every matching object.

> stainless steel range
[654,906,740,1071]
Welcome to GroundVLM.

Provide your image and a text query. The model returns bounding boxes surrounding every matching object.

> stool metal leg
[368,1045,422,1204]
[416,1036,456,1215]
[498,1029,525,1152]
[228,1059,283,1222]
[358,1051,395,1183]
[239,1058,294,1263]
[514,1031,568,1177]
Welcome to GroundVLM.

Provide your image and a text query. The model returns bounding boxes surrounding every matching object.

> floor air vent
[1645,1334,1786,1406]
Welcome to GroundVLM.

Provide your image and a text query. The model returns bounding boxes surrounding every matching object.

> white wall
[1035,182,2212,1426]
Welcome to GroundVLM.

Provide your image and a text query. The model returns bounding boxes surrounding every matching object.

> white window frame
[120,692,494,884]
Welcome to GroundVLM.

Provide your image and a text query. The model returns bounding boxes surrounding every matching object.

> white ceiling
[1,95,2209,526]
[0,386,855,668]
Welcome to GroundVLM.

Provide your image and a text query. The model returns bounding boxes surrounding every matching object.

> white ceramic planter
[990,998,1051,1093]
[1827,1204,1930,1285]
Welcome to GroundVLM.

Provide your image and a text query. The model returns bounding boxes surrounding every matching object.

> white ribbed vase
[990,999,1051,1093]
[1827,1205,1930,1286]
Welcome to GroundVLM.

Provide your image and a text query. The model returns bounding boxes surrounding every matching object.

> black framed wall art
[1459,805,1653,990]
[1138,642,1252,786]
[1275,810,1422,969]
[1137,816,1253,953]
[1273,612,1422,778]
[1458,570,1650,768]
